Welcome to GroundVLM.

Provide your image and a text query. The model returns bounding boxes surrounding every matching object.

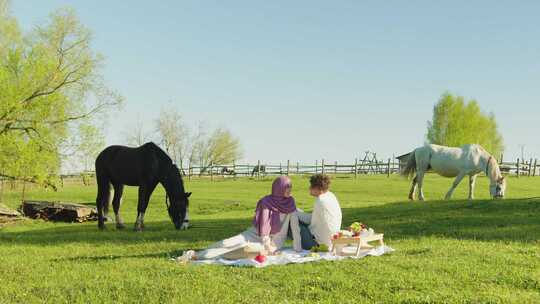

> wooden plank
[0,204,21,217]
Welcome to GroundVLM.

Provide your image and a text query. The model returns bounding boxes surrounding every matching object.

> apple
[254,255,266,263]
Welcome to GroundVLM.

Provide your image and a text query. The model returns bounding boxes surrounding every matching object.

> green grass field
[1,175,539,303]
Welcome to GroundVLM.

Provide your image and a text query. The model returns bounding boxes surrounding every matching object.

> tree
[427,92,504,157]
[0,1,122,188]
[153,105,242,173]
[76,124,105,171]
[155,106,190,168]
[124,114,153,147]
[194,127,242,173]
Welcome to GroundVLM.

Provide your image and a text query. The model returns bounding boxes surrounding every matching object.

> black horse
[95,142,191,231]
[251,165,266,177]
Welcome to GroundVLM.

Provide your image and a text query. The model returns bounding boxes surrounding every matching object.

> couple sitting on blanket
[197,174,342,259]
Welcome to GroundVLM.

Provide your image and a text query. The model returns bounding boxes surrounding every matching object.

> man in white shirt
[296,174,342,249]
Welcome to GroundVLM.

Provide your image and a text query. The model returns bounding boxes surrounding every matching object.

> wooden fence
[499,158,540,177]
[182,158,401,180]
[2,157,540,190]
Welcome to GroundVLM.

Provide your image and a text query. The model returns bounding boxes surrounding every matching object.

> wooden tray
[331,234,384,257]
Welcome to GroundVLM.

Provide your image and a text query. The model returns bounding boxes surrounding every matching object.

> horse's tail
[401,150,417,178]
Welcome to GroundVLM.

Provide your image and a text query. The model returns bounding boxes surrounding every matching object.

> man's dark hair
[310,174,330,191]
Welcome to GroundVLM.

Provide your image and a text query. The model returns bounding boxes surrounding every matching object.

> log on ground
[21,201,97,222]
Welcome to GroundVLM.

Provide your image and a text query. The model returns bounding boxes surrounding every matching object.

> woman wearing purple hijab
[197,176,302,259]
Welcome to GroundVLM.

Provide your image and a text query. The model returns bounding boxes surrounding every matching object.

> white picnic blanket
[188,245,394,268]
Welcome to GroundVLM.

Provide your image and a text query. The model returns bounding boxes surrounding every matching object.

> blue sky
[11,1,540,164]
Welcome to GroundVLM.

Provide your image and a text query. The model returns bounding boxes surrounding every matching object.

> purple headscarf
[252,176,297,236]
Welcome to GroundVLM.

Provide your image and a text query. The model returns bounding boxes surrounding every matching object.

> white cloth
[297,191,342,247]
[197,212,302,259]
[189,246,395,268]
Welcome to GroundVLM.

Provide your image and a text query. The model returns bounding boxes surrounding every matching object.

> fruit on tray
[349,222,367,234]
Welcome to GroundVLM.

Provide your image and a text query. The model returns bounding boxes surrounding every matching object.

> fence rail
[182,158,401,180]
[2,157,539,190]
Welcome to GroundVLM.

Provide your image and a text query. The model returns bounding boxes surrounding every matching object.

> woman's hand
[262,236,277,253]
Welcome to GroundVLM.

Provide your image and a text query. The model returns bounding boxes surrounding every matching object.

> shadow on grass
[0,217,251,246]
[343,197,540,243]
[2,198,539,248]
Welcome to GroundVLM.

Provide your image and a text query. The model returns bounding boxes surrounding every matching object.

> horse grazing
[221,166,235,176]
[95,142,192,231]
[402,144,506,201]
[251,165,266,177]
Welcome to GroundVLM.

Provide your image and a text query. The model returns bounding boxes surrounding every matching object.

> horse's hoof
[116,223,126,230]
[98,224,106,231]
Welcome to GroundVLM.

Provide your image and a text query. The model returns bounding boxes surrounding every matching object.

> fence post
[233,160,236,180]
[287,160,290,176]
[516,158,520,177]
[534,159,538,177]
[322,159,325,174]
[257,160,261,179]
[210,162,214,181]
[387,158,391,178]
[500,153,504,164]
[280,162,283,175]
[297,162,300,174]
[315,160,318,174]
[354,158,358,179]
[334,161,338,174]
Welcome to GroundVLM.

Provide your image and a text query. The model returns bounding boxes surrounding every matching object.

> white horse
[402,144,506,200]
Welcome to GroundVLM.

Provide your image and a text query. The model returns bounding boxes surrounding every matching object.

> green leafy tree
[427,92,504,157]
[0,1,121,188]
[192,126,242,173]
